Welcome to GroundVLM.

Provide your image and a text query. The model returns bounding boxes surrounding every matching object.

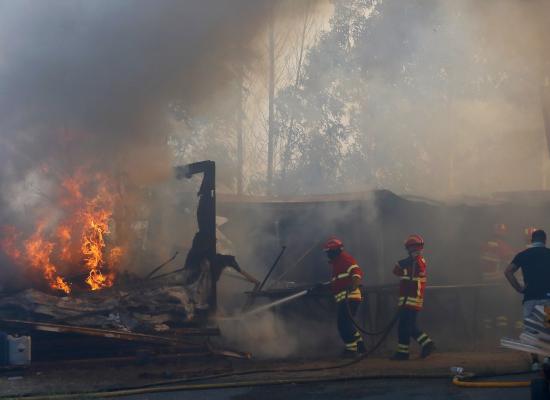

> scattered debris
[0,281,200,334]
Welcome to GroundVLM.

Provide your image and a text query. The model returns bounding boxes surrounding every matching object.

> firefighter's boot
[420,341,436,359]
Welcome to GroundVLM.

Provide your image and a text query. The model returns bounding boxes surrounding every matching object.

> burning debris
[0,161,236,364]
[1,168,123,294]
[0,281,197,333]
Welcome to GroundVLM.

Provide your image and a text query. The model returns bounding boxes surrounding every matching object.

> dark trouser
[337,300,364,352]
[396,308,432,354]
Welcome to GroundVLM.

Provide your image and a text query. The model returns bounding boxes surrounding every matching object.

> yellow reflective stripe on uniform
[337,272,349,279]
[399,297,422,302]
[402,276,426,282]
[335,291,347,302]
[417,334,432,346]
[335,289,362,302]
[347,264,359,273]
[347,337,361,346]
[399,297,423,307]
[397,344,409,353]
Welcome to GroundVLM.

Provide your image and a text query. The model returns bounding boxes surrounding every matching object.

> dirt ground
[0,350,532,398]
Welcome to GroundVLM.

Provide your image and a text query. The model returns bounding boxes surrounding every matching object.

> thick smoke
[364,0,550,198]
[270,0,550,199]
[0,0,279,185]
[217,0,550,356]
[0,0,285,281]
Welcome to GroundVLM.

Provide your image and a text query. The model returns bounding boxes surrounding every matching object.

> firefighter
[391,234,435,360]
[323,237,366,357]
[479,223,516,335]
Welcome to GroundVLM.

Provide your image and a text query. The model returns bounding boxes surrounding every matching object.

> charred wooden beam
[0,319,219,346]
[175,161,216,260]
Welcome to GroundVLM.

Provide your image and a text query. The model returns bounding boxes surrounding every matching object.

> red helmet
[494,223,508,236]
[404,234,424,249]
[323,237,343,251]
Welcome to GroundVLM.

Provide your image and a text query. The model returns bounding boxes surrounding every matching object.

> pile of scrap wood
[501,304,550,357]
[0,276,203,334]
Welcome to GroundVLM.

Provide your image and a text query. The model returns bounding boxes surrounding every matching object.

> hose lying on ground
[2,373,453,400]
[452,375,531,388]
[4,290,532,399]
[7,371,535,400]
[2,294,401,400]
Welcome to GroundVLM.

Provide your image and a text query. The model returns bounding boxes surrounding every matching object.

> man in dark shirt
[505,229,550,370]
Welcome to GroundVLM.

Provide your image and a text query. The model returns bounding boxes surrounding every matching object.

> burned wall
[215,191,550,354]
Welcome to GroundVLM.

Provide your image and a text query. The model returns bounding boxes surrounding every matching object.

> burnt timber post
[175,160,216,260]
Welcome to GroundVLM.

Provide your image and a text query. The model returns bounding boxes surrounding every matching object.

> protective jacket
[330,251,363,303]
[393,254,427,310]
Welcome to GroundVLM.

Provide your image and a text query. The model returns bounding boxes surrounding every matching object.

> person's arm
[351,275,361,290]
[504,263,524,294]
[348,265,363,290]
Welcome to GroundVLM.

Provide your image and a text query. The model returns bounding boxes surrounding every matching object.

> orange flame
[0,167,123,293]
[24,222,71,294]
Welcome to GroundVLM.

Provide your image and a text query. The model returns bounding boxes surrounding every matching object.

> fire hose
[451,375,530,388]
[344,289,401,336]
[0,280,531,398]
[2,289,534,399]
[6,369,533,400]
[342,291,534,390]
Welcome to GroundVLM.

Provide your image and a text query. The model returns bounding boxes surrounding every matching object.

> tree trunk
[267,11,275,195]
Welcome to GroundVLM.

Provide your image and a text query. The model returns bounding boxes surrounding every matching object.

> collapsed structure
[2,156,550,363]
[0,161,227,363]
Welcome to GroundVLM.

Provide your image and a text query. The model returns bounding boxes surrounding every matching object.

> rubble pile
[0,278,199,333]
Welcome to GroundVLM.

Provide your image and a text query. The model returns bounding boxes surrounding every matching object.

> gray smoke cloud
[0,0,292,289]
[362,0,550,199]
[0,0,279,195]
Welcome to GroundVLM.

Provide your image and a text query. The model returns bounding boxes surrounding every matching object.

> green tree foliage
[275,0,546,197]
